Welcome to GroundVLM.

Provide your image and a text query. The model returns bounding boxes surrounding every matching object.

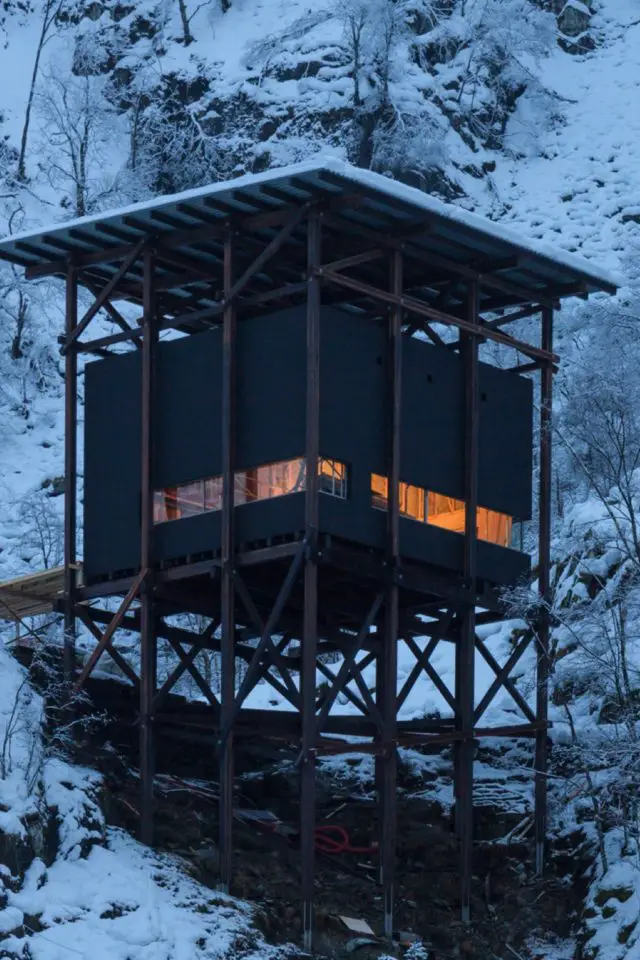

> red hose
[314,824,378,856]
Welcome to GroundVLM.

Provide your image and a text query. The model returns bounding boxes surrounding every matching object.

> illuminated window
[371,474,426,521]
[319,459,347,499]
[154,457,347,524]
[371,475,512,548]
[205,477,223,512]
[427,491,465,533]
[235,458,306,504]
[371,473,388,511]
[153,482,204,523]
[477,507,512,547]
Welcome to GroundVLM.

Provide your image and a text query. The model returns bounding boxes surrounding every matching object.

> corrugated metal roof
[0,159,618,318]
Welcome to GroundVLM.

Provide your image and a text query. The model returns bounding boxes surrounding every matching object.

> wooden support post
[301,210,321,954]
[63,263,78,685]
[139,247,156,847]
[535,306,553,874]
[456,280,479,923]
[379,248,402,939]
[219,229,236,894]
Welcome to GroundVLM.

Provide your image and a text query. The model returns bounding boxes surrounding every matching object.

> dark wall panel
[84,351,141,579]
[401,338,464,501]
[155,308,307,487]
[477,363,533,517]
[236,308,306,468]
[153,495,305,562]
[155,331,221,487]
[84,306,532,585]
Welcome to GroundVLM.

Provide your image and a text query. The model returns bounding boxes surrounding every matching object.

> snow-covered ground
[0,645,292,960]
[493,0,640,274]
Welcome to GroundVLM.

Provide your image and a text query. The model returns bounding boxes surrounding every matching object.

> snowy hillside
[1,0,640,957]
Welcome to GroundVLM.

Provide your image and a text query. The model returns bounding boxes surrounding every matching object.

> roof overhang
[0,159,618,328]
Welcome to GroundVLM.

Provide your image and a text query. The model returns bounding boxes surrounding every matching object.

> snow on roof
[0,157,619,294]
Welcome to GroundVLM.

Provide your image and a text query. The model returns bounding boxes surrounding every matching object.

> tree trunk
[18,1,55,180]
[177,0,194,45]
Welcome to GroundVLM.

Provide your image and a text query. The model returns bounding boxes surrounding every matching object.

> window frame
[153,456,348,525]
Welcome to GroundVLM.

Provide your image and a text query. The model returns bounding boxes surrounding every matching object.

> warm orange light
[371,476,512,548]
[154,457,346,523]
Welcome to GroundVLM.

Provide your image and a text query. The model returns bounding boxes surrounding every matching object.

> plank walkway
[0,565,81,620]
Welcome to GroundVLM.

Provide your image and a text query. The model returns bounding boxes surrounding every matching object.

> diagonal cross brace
[63,237,147,353]
[154,642,200,711]
[75,605,140,688]
[224,204,312,308]
[84,279,143,349]
[316,654,377,718]
[74,570,147,691]
[164,631,220,714]
[404,634,459,715]
[474,633,533,722]
[220,539,307,740]
[152,620,218,712]
[316,594,384,730]
[397,608,457,710]
[179,205,313,324]
[233,575,302,708]
[475,634,536,724]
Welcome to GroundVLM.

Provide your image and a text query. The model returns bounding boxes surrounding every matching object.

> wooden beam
[75,605,139,687]
[62,238,146,352]
[74,571,145,691]
[318,268,559,364]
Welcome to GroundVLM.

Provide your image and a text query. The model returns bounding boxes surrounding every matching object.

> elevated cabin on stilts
[0,159,617,948]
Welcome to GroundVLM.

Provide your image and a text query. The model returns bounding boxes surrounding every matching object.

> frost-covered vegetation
[1,0,640,956]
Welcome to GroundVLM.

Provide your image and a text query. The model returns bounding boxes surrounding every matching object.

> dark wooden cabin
[84,305,532,586]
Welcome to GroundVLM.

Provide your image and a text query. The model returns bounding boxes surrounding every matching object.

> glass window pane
[371,473,388,509]
[234,458,307,504]
[156,487,181,523]
[427,492,465,533]
[153,490,168,523]
[319,459,347,498]
[399,481,426,522]
[478,507,512,547]
[273,458,306,496]
[176,481,204,518]
[234,470,250,504]
[205,477,223,512]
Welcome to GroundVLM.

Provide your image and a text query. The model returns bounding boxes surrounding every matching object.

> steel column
[139,247,157,846]
[379,248,402,938]
[455,280,479,923]
[219,230,237,893]
[301,210,321,953]
[63,263,78,685]
[535,306,553,874]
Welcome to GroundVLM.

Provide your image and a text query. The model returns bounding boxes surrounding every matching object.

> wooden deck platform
[0,565,81,621]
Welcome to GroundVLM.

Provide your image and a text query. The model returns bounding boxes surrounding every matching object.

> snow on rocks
[0,644,292,959]
[2,830,289,960]
[585,852,640,958]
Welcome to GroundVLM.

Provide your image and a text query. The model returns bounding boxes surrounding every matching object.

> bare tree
[0,261,31,359]
[126,78,221,195]
[17,0,67,181]
[175,0,210,45]
[338,0,369,109]
[18,488,64,570]
[35,61,119,217]
[557,307,640,576]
